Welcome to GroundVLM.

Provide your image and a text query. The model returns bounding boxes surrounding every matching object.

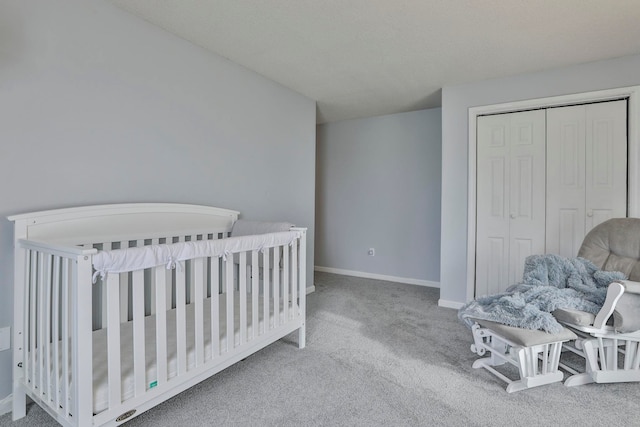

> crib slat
[273,248,280,329]
[298,230,307,348]
[149,238,160,315]
[155,267,168,386]
[220,240,226,300]
[43,254,52,405]
[283,246,289,323]
[29,252,37,391]
[132,240,145,316]
[168,236,183,308]
[52,256,61,410]
[132,269,146,396]
[119,270,129,323]
[116,242,131,324]
[106,273,122,408]
[176,265,187,375]
[165,237,174,308]
[263,249,270,333]
[23,250,33,393]
[61,258,71,416]
[187,235,196,304]
[226,256,234,352]
[194,258,204,366]
[239,252,247,346]
[210,256,220,359]
[251,250,259,340]
[291,239,298,321]
[101,243,110,328]
[37,252,45,397]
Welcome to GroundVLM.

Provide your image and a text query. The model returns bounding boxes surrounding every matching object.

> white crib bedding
[87,291,294,414]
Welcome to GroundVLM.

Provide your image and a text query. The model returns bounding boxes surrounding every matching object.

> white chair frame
[470,323,568,392]
[560,281,640,386]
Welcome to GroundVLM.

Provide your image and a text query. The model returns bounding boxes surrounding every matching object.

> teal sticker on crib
[149,380,158,389]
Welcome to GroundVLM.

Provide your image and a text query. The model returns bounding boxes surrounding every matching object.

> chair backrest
[579,218,640,332]
[578,218,640,281]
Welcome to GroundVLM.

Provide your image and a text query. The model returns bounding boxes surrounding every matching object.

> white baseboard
[315,266,439,288]
[0,394,11,417]
[438,299,464,309]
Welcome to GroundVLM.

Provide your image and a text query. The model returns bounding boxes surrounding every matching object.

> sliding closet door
[586,100,627,229]
[546,100,627,258]
[476,110,546,296]
[546,105,586,257]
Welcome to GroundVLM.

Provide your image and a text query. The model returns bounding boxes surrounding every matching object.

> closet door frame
[466,85,640,302]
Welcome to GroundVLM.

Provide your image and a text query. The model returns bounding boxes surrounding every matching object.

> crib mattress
[32,292,295,415]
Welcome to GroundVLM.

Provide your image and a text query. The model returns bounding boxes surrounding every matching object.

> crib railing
[13,229,306,427]
[91,232,229,328]
[13,239,95,426]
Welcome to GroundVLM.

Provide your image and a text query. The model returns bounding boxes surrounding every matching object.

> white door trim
[466,85,640,302]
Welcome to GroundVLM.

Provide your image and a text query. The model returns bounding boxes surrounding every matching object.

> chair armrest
[593,282,625,329]
[620,280,640,294]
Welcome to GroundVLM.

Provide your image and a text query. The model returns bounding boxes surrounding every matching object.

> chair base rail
[470,323,568,392]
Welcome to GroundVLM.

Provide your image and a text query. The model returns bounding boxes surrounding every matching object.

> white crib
[9,203,307,426]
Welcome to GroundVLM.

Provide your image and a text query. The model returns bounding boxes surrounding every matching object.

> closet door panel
[546,100,627,256]
[485,237,507,296]
[476,115,510,296]
[476,110,545,296]
[558,209,581,257]
[508,111,546,284]
[586,100,627,231]
[546,106,586,257]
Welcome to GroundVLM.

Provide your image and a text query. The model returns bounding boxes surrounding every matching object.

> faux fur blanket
[458,254,626,333]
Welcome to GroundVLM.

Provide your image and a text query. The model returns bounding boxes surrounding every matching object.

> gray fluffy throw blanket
[458,254,626,333]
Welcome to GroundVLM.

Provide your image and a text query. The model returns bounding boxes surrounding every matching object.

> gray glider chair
[554,218,640,386]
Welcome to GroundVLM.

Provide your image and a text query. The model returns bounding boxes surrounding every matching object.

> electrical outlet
[368,248,375,256]
[0,327,10,352]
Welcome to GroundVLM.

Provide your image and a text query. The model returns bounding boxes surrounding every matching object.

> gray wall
[316,108,441,284]
[440,54,640,306]
[0,0,316,401]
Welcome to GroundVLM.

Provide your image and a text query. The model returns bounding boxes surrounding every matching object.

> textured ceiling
[108,0,640,123]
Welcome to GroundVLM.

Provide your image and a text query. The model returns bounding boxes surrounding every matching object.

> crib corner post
[297,228,307,349]
[71,254,94,426]
[11,389,26,421]
[12,354,26,421]
[298,324,306,349]
[12,233,27,421]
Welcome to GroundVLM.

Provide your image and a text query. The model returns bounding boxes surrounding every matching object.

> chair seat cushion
[552,308,596,327]
[554,301,638,331]
[476,319,577,347]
